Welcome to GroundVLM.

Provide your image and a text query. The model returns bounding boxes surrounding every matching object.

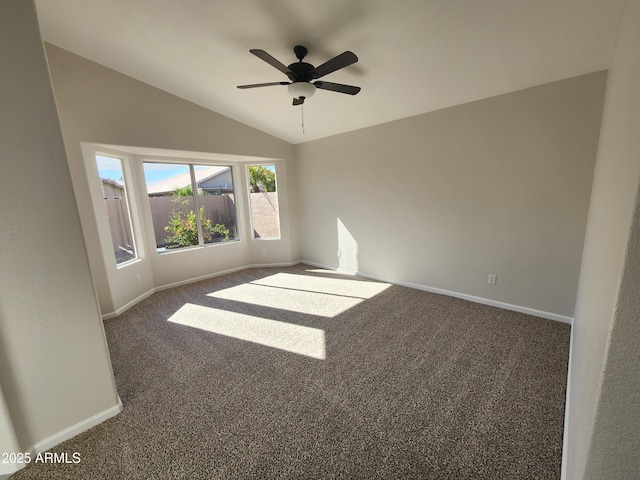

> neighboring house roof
[101,178,124,189]
[101,178,124,199]
[146,166,230,195]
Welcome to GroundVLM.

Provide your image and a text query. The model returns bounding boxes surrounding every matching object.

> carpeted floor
[13,264,570,479]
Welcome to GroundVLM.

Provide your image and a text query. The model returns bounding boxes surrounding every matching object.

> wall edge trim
[561,318,575,480]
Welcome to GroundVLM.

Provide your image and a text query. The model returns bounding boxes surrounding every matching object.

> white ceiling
[35,0,624,145]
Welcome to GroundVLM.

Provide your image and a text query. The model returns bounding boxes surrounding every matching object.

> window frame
[142,158,242,254]
[246,163,282,241]
[93,151,142,269]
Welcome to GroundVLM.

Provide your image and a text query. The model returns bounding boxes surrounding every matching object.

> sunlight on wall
[337,218,358,273]
[168,303,326,359]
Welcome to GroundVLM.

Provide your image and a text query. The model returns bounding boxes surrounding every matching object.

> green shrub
[211,223,230,241]
[164,198,230,247]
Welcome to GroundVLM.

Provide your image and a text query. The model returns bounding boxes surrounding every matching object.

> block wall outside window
[95,155,137,265]
[247,165,281,240]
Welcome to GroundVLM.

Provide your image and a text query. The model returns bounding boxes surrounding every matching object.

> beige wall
[0,1,120,473]
[566,0,640,477]
[295,72,606,319]
[45,45,297,315]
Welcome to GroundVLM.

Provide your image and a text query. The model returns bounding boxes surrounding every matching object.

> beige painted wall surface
[566,0,640,477]
[585,191,640,478]
[295,72,606,318]
[0,0,119,456]
[45,45,296,315]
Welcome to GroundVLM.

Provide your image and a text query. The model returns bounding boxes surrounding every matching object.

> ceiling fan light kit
[288,81,316,101]
[238,45,361,106]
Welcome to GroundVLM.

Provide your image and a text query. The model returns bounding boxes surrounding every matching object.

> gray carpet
[14,264,570,479]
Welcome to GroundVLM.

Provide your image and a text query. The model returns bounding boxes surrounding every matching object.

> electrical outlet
[488,274,497,285]
[262,248,267,255]
[136,273,141,283]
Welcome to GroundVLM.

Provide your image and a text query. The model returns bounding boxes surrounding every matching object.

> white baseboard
[299,260,329,270]
[102,289,156,320]
[155,261,300,293]
[389,277,573,324]
[301,260,574,324]
[0,399,122,478]
[102,258,574,325]
[32,397,122,454]
[101,261,300,319]
[246,261,301,270]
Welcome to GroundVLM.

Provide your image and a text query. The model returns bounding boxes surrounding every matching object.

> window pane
[143,162,239,252]
[96,155,137,265]
[247,165,280,239]
[143,162,195,251]
[194,164,238,244]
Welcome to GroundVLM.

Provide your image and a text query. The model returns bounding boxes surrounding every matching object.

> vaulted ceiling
[35,0,625,144]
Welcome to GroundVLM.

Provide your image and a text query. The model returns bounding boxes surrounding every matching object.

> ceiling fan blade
[292,97,305,106]
[311,51,358,79]
[314,81,361,95]
[237,81,290,89]
[250,49,296,79]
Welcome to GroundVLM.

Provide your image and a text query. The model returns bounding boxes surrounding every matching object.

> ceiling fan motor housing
[287,61,316,82]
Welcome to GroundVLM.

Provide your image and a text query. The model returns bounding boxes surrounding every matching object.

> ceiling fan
[237,45,361,106]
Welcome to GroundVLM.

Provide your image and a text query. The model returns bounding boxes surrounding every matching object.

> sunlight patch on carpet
[207,273,390,318]
[168,303,326,359]
[251,272,390,298]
